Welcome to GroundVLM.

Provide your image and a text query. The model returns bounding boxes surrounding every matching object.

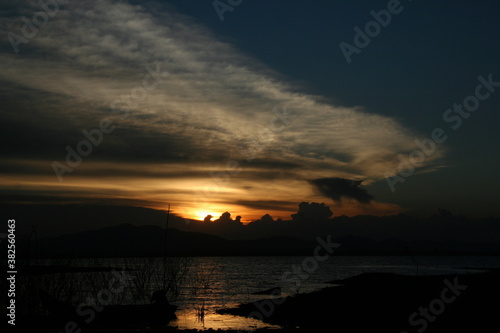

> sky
[1,0,499,222]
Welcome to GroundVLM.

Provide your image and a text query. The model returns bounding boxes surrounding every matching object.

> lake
[164,255,500,330]
[25,255,500,331]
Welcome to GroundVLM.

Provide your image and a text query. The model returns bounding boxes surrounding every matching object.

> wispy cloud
[0,0,444,217]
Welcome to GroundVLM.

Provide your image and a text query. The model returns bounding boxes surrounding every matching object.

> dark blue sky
[162,0,500,216]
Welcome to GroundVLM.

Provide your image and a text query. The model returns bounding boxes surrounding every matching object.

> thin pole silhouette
[163,204,170,290]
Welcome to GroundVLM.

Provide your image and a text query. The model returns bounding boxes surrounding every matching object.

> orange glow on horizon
[192,210,219,221]
[179,206,291,224]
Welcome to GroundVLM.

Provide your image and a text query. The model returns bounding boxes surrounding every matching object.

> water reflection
[165,256,499,330]
[33,256,498,331]
[171,309,282,331]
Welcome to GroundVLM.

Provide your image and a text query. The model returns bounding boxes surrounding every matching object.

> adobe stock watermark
[52,62,168,182]
[386,73,499,192]
[339,0,404,64]
[187,105,295,225]
[242,235,340,332]
[400,276,467,333]
[212,0,243,22]
[51,268,135,333]
[8,0,68,54]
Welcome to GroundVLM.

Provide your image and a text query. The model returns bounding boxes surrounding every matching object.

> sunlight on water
[49,256,499,331]
[170,309,282,331]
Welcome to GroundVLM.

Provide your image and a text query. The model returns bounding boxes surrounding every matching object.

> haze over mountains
[14,223,500,258]
[4,203,500,257]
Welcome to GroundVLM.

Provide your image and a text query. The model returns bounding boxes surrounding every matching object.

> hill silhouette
[17,224,500,258]
[5,203,500,244]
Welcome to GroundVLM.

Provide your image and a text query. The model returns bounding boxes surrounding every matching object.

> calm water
[167,256,499,330]
[44,255,500,331]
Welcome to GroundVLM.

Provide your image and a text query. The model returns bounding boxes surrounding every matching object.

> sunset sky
[1,0,499,222]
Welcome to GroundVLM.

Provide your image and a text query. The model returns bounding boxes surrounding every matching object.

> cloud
[236,200,297,212]
[0,0,444,216]
[309,177,374,204]
[291,202,333,222]
[0,1,442,173]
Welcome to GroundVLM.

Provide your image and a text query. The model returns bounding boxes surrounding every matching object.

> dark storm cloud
[0,188,191,206]
[310,177,374,204]
[236,200,297,211]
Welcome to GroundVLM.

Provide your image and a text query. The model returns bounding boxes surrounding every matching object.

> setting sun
[193,210,219,221]
[2,1,499,332]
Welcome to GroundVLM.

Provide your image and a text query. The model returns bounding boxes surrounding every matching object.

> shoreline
[16,269,500,332]
[217,269,500,332]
